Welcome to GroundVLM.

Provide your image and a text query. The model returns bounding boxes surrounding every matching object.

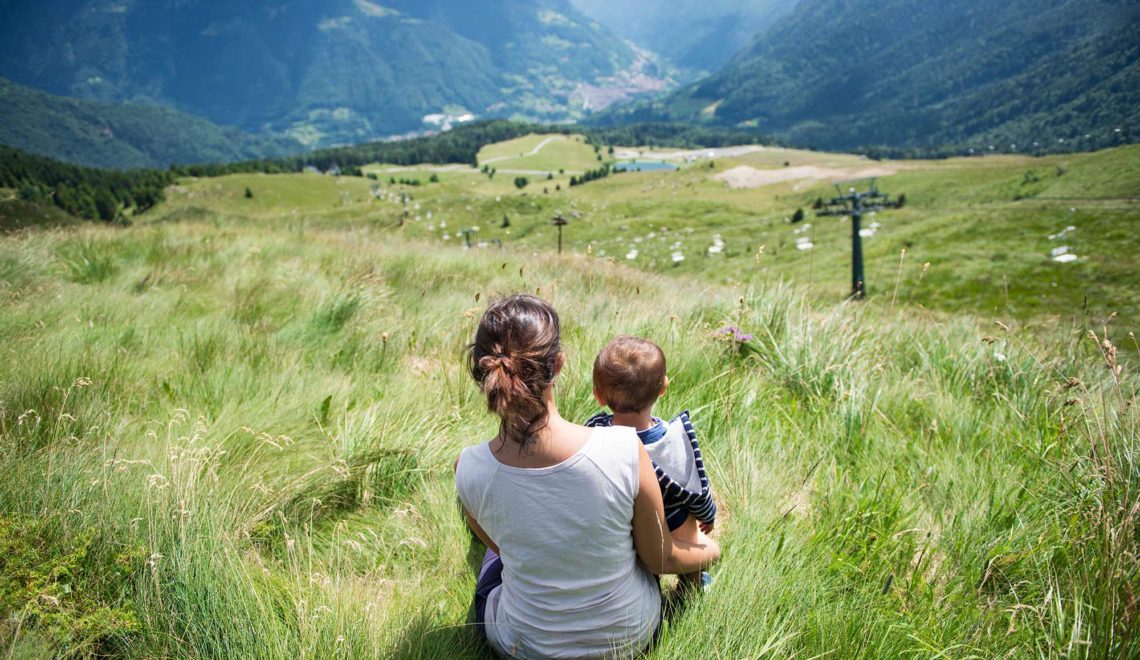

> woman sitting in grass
[455,294,721,657]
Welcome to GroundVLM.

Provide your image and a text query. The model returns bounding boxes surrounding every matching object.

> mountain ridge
[0,0,669,147]
[601,0,1140,152]
[0,78,303,169]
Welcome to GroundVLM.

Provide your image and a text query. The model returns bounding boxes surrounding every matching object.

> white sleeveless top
[455,426,661,658]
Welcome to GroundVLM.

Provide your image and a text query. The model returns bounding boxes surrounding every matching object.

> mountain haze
[0,0,667,147]
[569,0,799,75]
[605,0,1140,151]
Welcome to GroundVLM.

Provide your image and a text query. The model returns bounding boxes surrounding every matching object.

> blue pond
[613,160,679,172]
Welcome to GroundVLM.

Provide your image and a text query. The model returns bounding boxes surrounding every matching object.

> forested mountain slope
[604,0,1140,151]
[0,0,664,146]
[0,79,302,169]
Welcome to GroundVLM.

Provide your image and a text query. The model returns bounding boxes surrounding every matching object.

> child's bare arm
[670,515,701,545]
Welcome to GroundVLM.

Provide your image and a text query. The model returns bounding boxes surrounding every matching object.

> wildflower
[716,325,754,343]
[671,251,685,263]
[625,249,638,260]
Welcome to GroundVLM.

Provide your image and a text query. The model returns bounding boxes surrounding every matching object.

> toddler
[586,336,716,587]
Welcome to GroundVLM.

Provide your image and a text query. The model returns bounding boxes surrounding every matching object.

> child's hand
[699,520,714,535]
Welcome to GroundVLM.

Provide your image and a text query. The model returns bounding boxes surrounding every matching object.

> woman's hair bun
[478,351,514,376]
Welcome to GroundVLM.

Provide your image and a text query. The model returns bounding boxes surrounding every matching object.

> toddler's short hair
[593,336,666,413]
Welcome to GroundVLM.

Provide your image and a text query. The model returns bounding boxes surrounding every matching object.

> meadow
[350,140,1134,339]
[475,133,605,173]
[0,139,1138,658]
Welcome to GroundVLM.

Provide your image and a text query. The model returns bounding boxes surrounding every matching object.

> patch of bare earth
[714,165,898,190]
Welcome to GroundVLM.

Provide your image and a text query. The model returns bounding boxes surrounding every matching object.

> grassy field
[169,141,1140,341]
[475,133,603,173]
[1,140,1138,657]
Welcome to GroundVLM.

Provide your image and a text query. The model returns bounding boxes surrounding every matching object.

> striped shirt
[585,410,716,531]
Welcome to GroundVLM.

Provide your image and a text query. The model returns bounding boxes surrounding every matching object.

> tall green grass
[0,215,1136,657]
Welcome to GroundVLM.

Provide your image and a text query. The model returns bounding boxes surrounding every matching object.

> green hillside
[0,0,665,146]
[1,149,1136,655]
[0,122,763,226]
[607,0,1140,152]
[476,133,602,172]
[0,190,81,232]
[199,137,1133,342]
[0,146,174,225]
[0,79,303,169]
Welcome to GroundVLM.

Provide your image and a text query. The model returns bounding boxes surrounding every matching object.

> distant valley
[569,0,798,76]
[0,0,1136,166]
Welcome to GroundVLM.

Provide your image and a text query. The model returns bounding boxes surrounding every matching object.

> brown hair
[468,295,562,446]
[592,336,666,414]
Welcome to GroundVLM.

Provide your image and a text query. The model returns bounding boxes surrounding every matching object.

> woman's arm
[632,443,720,575]
[463,505,500,556]
[456,453,500,555]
